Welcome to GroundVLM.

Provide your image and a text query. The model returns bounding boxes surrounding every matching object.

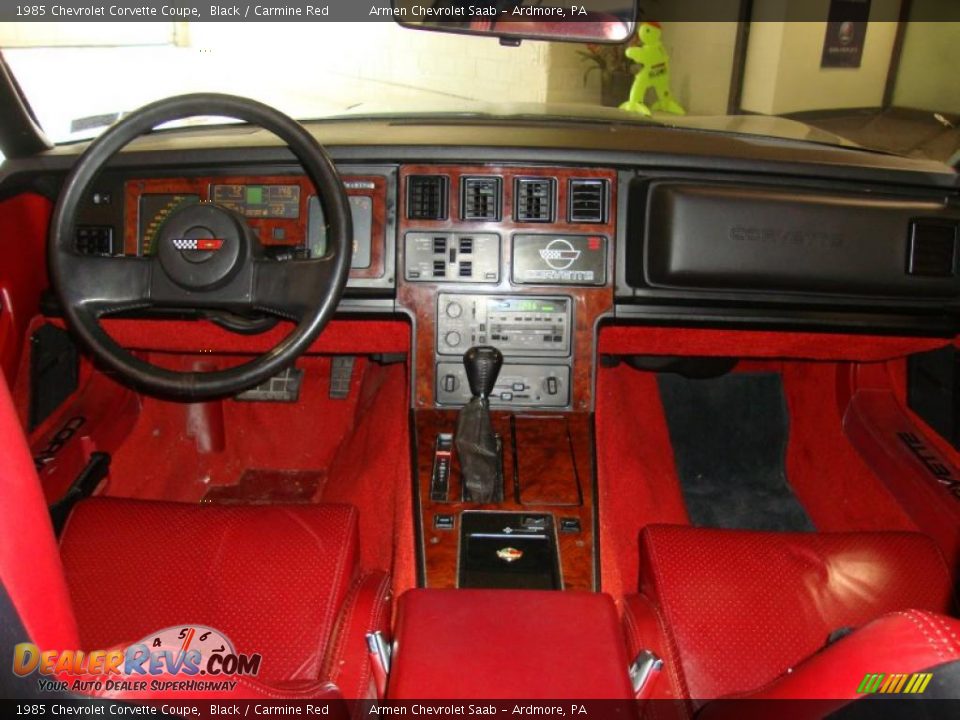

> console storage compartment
[387,589,634,699]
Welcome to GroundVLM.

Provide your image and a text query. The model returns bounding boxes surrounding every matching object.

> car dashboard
[3,116,960,417]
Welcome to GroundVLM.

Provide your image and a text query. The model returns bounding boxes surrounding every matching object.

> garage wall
[741,0,901,115]
[661,20,739,115]
[892,4,960,113]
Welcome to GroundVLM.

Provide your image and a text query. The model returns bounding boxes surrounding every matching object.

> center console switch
[436,362,569,407]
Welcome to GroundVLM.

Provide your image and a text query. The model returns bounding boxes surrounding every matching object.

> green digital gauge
[138,194,201,255]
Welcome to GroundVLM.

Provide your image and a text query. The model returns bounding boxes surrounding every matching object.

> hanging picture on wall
[821,0,871,68]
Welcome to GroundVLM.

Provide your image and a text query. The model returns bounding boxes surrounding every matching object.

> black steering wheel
[49,94,353,400]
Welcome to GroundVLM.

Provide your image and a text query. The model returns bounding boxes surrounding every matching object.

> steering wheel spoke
[49,93,353,399]
[71,254,155,317]
[252,257,338,322]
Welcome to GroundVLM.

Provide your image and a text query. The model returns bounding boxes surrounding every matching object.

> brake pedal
[235,367,303,403]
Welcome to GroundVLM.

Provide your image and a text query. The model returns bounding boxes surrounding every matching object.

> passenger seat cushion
[60,498,360,681]
[713,610,960,703]
[637,525,956,700]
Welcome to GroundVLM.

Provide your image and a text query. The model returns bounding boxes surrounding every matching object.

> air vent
[461,177,502,221]
[515,178,555,223]
[568,179,608,223]
[908,221,958,277]
[407,175,448,220]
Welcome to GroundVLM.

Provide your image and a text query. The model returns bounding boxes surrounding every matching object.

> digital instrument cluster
[135,180,374,268]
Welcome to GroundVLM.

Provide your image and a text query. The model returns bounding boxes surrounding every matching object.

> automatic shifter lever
[455,346,503,503]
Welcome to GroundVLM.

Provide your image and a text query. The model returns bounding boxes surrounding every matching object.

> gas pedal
[329,356,355,399]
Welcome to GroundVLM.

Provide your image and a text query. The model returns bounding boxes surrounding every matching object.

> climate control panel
[436,294,571,357]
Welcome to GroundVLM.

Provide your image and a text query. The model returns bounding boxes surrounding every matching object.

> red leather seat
[59,498,390,695]
[624,525,957,708]
[0,377,389,700]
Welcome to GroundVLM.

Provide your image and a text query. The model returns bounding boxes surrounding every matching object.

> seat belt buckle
[365,631,391,698]
[629,649,663,700]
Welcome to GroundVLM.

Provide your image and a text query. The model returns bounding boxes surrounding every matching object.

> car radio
[436,294,572,357]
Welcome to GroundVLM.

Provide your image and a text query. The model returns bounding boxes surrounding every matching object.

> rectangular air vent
[568,179,608,223]
[461,177,502,221]
[515,178,555,223]
[908,221,958,277]
[407,175,448,220]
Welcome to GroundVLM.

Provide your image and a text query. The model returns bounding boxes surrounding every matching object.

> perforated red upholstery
[713,610,960,703]
[60,498,362,683]
[627,526,956,702]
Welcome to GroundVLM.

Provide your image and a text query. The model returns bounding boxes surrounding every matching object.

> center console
[388,589,635,699]
[397,164,617,591]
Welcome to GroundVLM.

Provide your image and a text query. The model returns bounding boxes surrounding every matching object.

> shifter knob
[463,346,503,399]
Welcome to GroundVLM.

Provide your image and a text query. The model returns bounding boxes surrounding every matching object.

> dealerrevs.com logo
[13,625,261,694]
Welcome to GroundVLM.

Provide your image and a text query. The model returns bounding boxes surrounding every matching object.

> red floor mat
[782,362,917,534]
[98,355,415,596]
[596,362,689,602]
[104,355,363,502]
[202,468,326,504]
[595,359,919,602]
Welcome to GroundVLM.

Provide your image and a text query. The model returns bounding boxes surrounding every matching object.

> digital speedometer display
[211,184,301,218]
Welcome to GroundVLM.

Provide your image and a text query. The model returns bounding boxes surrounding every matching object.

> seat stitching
[622,601,642,652]
[642,532,692,702]
[894,611,947,661]
[909,610,959,655]
[323,509,357,667]
[352,573,391,700]
[630,593,691,719]
[325,574,366,684]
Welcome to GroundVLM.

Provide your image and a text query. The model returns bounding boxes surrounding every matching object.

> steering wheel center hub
[156,204,247,290]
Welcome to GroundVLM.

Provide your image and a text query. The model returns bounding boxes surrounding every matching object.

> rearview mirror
[390,1,636,44]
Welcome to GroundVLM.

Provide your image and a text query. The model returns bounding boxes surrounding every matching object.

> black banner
[1,0,959,23]
[3,698,960,718]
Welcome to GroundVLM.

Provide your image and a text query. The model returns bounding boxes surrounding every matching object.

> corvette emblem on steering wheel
[172,237,225,252]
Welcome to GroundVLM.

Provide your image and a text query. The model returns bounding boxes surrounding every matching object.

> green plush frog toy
[620,22,686,117]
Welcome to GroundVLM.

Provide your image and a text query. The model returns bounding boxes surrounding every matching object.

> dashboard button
[445,301,463,318]
[444,331,462,348]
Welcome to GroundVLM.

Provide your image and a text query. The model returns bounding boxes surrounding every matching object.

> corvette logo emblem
[539,238,581,271]
[496,547,524,563]
[172,238,225,251]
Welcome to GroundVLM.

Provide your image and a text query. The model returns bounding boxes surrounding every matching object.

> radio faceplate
[436,294,572,357]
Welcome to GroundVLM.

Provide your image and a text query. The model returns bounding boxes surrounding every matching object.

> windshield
[1,17,958,162]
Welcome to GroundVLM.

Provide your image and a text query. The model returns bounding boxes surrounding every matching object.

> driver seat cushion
[625,525,956,703]
[59,497,367,683]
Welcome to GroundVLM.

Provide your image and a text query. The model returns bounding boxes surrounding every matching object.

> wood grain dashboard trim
[123,174,388,280]
[415,409,596,591]
[396,165,617,411]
